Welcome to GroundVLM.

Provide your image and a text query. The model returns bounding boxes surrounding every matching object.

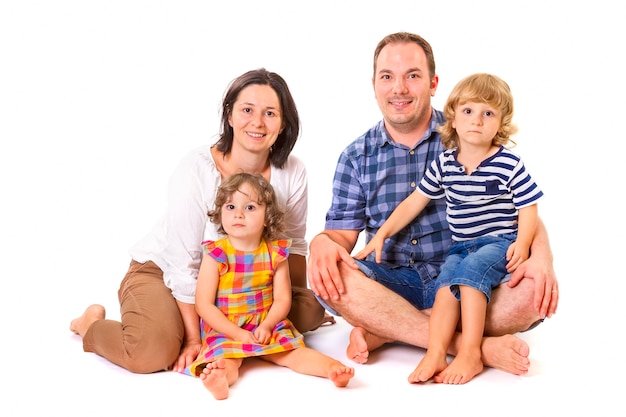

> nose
[251,112,264,127]
[471,113,483,125]
[234,207,244,218]
[392,77,408,94]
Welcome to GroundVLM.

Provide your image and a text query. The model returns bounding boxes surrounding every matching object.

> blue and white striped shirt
[418,146,543,242]
[325,109,450,279]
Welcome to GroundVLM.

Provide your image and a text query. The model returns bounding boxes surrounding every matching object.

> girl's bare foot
[346,327,389,364]
[199,359,230,400]
[70,304,105,337]
[408,350,448,383]
[328,364,355,388]
[481,334,530,375]
[434,349,483,384]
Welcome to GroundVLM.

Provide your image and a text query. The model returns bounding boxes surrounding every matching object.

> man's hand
[508,255,558,319]
[307,233,359,301]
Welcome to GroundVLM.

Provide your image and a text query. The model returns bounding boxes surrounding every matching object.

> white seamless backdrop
[1,1,623,416]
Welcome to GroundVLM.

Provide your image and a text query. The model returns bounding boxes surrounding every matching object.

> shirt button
[411,181,416,188]
[411,239,417,245]
[410,150,415,155]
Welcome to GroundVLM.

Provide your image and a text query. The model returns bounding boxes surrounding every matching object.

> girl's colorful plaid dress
[188,237,305,377]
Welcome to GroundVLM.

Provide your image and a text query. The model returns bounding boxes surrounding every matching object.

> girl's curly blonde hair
[209,172,284,240]
[438,73,518,149]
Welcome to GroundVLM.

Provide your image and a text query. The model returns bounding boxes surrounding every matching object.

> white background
[1,1,624,415]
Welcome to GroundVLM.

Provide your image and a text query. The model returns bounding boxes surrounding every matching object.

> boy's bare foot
[346,327,389,364]
[200,359,229,400]
[433,350,483,384]
[408,350,448,383]
[328,365,355,388]
[481,334,530,375]
[70,304,105,337]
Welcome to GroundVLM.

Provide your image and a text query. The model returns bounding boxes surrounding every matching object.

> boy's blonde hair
[209,172,284,240]
[438,73,518,149]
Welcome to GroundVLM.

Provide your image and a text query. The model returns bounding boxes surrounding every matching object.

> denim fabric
[436,233,517,302]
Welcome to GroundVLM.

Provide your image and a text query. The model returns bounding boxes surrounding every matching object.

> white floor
[3,269,622,416]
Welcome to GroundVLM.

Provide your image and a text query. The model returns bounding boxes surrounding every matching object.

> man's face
[373,42,438,135]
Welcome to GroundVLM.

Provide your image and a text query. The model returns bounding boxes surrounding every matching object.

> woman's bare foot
[346,327,389,364]
[433,349,483,384]
[200,359,230,400]
[328,364,355,388]
[408,350,448,383]
[481,334,530,375]
[70,304,105,337]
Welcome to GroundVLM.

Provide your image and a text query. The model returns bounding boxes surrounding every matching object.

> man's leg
[328,261,536,374]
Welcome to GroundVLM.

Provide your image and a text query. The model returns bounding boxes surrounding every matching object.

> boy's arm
[506,204,538,271]
[354,190,431,262]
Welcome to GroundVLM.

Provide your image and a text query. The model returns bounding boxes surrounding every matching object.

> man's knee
[487,279,540,335]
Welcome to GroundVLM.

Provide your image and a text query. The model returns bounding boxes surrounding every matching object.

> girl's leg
[434,286,486,384]
[408,286,459,383]
[73,261,184,373]
[261,348,354,387]
[199,358,243,400]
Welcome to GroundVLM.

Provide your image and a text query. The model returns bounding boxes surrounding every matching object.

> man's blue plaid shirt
[325,109,452,283]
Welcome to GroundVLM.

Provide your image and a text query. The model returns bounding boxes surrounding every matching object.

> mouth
[389,98,412,107]
[247,131,265,138]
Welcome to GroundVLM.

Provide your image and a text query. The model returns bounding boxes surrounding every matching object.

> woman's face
[228,84,284,154]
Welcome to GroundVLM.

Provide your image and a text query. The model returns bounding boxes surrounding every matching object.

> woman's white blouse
[129,145,308,304]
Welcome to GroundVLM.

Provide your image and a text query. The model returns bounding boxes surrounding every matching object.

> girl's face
[228,84,284,155]
[452,101,501,148]
[221,183,267,245]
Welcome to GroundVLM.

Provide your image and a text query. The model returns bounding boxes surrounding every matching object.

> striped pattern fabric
[418,146,543,241]
[187,238,305,377]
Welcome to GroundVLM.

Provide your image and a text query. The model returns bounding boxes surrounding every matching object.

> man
[307,32,558,377]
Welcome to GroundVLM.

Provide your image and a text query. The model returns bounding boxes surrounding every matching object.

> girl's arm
[195,255,250,340]
[260,261,291,330]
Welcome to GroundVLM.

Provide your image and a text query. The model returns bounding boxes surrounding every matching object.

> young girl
[355,73,543,384]
[188,172,354,399]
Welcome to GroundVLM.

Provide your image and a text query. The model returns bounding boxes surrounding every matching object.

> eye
[265,110,275,117]
[484,110,495,117]
[245,204,257,211]
[225,204,235,210]
[242,107,252,114]
[462,108,472,115]
[381,74,391,80]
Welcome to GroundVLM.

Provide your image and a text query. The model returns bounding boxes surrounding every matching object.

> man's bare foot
[346,327,389,364]
[70,304,105,337]
[200,359,230,400]
[328,364,355,388]
[408,350,448,383]
[433,350,483,384]
[481,334,530,375]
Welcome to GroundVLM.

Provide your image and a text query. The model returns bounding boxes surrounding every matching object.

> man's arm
[508,217,558,319]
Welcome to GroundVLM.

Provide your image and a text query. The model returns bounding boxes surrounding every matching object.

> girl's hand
[253,325,272,345]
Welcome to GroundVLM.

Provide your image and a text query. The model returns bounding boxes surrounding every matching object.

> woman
[70,68,328,374]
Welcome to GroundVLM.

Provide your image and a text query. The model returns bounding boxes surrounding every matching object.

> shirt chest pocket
[485,180,507,195]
